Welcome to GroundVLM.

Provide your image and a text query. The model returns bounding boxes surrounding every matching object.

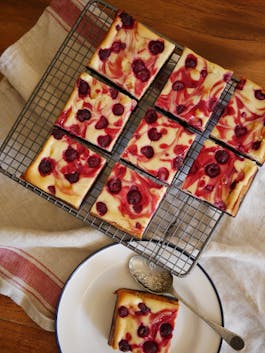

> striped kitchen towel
[0,2,264,352]
[0,0,111,331]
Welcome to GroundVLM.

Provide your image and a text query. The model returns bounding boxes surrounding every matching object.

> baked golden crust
[88,10,175,99]
[121,108,196,184]
[90,163,166,238]
[21,128,106,209]
[211,78,265,164]
[156,47,233,131]
[54,72,137,152]
[181,139,258,216]
[109,288,179,352]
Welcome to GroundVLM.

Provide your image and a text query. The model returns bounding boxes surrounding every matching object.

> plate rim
[55,241,224,353]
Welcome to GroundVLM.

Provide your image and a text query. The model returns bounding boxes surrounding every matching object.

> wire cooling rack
[0,0,237,276]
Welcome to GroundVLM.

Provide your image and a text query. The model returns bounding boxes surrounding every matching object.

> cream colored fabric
[0,1,264,351]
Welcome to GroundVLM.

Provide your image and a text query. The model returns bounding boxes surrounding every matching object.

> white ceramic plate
[56,242,223,353]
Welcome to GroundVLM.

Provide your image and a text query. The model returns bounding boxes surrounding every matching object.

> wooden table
[0,1,264,352]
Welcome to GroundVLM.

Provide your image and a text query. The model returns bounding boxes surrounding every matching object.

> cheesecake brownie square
[55,72,137,152]
[90,162,166,238]
[109,288,179,353]
[121,108,196,184]
[211,78,265,164]
[88,10,175,100]
[155,47,233,131]
[181,139,258,216]
[21,128,106,209]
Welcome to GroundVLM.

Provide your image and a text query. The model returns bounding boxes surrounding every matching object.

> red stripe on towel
[49,0,83,28]
[0,269,55,314]
[48,0,108,47]
[0,248,62,308]
[17,248,64,286]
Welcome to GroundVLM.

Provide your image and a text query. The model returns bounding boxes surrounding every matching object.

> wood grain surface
[0,0,264,352]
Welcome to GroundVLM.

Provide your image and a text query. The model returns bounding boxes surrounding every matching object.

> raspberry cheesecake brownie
[90,163,166,238]
[181,139,258,216]
[109,288,179,353]
[121,108,196,184]
[88,11,175,100]
[55,72,137,152]
[211,78,265,164]
[155,47,233,131]
[21,128,106,209]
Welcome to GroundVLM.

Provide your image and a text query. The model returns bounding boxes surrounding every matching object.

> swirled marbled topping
[121,108,195,184]
[181,139,258,216]
[88,11,175,99]
[156,47,233,131]
[211,78,265,164]
[55,72,137,152]
[21,128,106,209]
[109,288,179,353]
[90,162,166,238]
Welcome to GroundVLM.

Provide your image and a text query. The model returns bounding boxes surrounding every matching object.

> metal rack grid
[0,0,236,276]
